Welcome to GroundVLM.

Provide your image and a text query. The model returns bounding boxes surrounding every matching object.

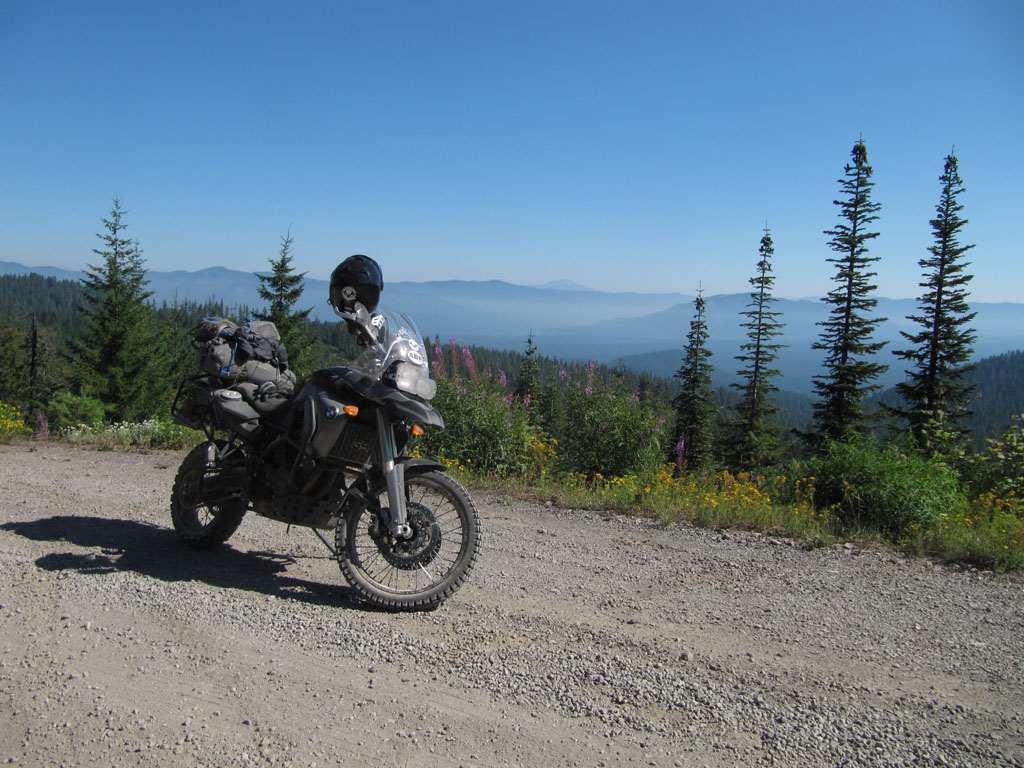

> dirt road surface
[1,443,1022,767]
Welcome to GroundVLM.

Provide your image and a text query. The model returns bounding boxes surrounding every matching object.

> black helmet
[329,255,383,313]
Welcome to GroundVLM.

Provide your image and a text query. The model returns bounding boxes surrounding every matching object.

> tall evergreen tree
[726,227,787,470]
[72,198,167,421]
[812,139,888,441]
[672,289,717,473]
[514,331,539,402]
[892,152,977,447]
[255,227,313,377]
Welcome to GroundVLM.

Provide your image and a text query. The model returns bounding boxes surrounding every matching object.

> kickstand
[312,528,338,557]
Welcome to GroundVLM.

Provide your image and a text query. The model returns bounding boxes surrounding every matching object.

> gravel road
[1,442,1022,767]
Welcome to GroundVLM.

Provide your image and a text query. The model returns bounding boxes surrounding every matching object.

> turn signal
[411,424,425,437]
[343,405,359,417]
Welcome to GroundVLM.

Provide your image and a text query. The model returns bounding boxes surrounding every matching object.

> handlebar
[334,304,385,352]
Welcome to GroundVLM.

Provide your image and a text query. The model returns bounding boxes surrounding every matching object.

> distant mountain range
[3,260,1021,394]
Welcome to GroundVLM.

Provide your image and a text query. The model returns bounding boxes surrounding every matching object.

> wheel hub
[369,501,442,570]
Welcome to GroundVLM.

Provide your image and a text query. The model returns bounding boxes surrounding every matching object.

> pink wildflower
[462,345,479,380]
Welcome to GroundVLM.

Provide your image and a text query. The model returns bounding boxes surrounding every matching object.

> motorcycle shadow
[1,515,365,611]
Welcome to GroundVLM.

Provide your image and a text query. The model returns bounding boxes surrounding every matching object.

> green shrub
[47,392,108,431]
[805,438,964,535]
[418,376,534,476]
[556,378,668,479]
[961,414,1024,498]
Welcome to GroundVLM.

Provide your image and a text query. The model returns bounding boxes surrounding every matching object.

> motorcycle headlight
[393,362,437,400]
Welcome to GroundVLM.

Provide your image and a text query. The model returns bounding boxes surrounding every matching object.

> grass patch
[60,419,195,451]
[447,459,1023,572]
[902,493,1024,572]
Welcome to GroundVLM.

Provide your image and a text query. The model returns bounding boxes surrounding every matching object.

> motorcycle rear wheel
[170,441,247,549]
[336,470,481,611]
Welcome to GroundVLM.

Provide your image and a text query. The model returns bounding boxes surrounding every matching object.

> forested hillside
[0,273,86,340]
[968,350,1024,436]
[874,349,1024,445]
[1,272,1018,443]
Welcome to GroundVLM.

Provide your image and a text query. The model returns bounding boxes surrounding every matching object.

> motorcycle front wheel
[336,470,481,611]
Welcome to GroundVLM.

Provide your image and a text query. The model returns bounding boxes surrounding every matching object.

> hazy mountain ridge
[3,260,1021,394]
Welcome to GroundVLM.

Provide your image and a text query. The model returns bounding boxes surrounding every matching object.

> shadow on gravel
[1,515,365,611]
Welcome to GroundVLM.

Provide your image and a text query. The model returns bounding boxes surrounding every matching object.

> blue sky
[1,0,1021,301]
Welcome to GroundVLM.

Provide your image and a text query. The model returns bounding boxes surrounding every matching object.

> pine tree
[72,198,167,421]
[727,227,787,470]
[672,289,717,473]
[255,228,313,377]
[812,139,888,441]
[892,152,977,448]
[514,331,539,402]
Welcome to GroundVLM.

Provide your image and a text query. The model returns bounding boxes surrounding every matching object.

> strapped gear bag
[193,317,295,395]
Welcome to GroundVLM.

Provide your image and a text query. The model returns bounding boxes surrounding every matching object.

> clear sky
[1,0,1021,301]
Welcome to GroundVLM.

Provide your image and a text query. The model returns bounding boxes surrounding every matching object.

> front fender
[342,457,447,504]
[398,457,446,475]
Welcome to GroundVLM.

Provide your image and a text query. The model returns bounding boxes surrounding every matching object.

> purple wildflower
[462,345,479,380]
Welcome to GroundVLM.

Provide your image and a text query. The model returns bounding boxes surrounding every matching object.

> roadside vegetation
[4,384,1021,572]
[2,144,1023,572]
[407,356,1024,572]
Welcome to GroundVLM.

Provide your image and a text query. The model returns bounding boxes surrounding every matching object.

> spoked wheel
[170,441,247,549]
[336,470,481,611]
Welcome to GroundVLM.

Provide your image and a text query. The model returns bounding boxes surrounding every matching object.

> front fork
[376,410,412,539]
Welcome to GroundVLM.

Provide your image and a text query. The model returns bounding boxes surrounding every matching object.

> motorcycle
[169,302,481,611]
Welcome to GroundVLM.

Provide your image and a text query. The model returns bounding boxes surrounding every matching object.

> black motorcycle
[170,302,480,611]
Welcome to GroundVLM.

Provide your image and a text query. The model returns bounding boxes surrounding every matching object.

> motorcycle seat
[234,382,293,417]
